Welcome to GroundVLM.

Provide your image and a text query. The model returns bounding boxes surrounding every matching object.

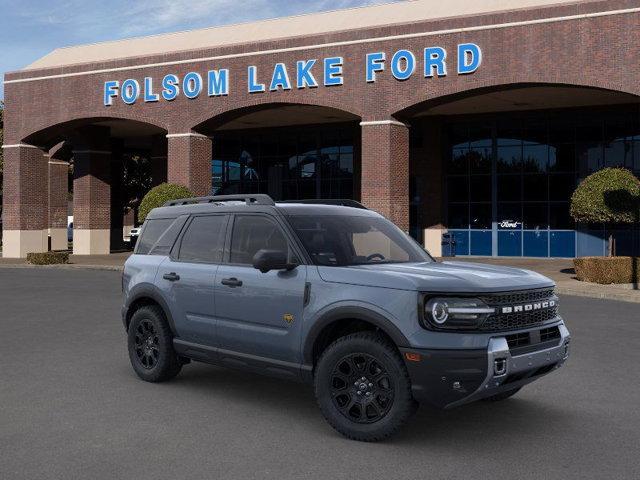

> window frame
[170,213,230,265]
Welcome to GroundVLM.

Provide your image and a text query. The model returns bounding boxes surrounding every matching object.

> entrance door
[214,214,307,365]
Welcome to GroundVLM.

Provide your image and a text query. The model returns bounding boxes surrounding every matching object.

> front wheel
[314,332,417,442]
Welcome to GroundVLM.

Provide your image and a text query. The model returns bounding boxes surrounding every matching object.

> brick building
[3,0,640,257]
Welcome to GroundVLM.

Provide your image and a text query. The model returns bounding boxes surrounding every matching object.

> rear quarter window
[135,218,176,255]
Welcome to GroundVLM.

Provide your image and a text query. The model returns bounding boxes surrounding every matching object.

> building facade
[2,0,640,257]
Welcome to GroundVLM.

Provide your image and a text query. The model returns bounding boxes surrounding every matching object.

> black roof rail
[163,194,275,207]
[278,199,368,209]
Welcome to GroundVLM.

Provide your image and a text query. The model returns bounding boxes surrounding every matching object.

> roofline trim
[4,6,639,86]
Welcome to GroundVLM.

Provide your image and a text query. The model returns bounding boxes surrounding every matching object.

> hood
[317,261,554,293]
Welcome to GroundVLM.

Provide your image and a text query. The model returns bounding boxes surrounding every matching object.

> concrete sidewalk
[0,252,131,271]
[447,257,640,303]
[1,251,638,302]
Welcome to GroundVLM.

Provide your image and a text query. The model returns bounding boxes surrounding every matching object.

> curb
[555,285,640,304]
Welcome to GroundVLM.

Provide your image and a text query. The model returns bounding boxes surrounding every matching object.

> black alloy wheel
[315,332,417,442]
[330,353,395,424]
[133,319,160,369]
[127,305,182,382]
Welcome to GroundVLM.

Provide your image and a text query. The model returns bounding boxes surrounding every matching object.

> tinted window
[289,215,432,266]
[230,216,290,264]
[149,215,188,256]
[178,215,227,263]
[136,218,174,254]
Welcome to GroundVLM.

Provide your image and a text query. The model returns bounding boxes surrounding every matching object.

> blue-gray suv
[122,194,570,441]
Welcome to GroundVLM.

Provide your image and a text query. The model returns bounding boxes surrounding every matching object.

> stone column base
[2,230,48,258]
[49,228,68,251]
[73,229,110,255]
[424,228,447,258]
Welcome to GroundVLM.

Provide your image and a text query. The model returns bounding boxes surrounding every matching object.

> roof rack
[163,194,276,207]
[278,199,368,209]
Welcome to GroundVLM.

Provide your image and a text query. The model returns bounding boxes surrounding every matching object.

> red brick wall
[361,123,410,230]
[2,146,48,230]
[167,135,212,196]
[48,161,68,229]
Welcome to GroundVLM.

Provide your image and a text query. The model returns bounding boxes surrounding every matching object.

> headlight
[424,297,495,330]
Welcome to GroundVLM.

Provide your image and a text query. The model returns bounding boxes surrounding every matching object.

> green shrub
[27,251,69,265]
[574,256,640,284]
[570,168,640,224]
[138,183,194,222]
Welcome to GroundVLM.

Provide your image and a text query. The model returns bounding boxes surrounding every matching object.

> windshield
[288,215,433,266]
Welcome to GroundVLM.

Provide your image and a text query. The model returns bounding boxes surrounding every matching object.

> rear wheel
[314,332,417,442]
[127,305,182,382]
[483,387,522,402]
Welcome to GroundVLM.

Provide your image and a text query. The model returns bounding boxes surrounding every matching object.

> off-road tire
[127,305,182,382]
[314,332,417,442]
[482,387,522,402]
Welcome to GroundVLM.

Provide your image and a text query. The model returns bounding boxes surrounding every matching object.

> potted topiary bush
[138,183,194,222]
[570,168,640,284]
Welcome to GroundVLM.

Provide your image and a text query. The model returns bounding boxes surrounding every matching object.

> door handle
[162,272,180,281]
[221,277,243,287]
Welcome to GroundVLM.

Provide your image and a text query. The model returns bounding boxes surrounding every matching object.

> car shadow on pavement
[138,362,573,444]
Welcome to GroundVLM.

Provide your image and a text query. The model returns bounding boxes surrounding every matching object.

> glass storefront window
[211,123,357,200]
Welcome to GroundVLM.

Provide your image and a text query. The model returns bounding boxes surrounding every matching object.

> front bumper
[401,323,571,409]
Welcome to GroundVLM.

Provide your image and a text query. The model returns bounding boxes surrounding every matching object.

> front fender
[302,303,411,365]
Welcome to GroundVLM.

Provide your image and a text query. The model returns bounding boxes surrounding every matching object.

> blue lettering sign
[104,80,119,106]
[208,69,229,96]
[161,74,179,101]
[458,43,482,74]
[121,79,140,104]
[144,77,159,102]
[424,47,447,77]
[296,59,318,89]
[270,63,292,91]
[390,50,415,81]
[366,52,385,83]
[324,57,343,86]
[183,72,203,99]
[248,66,265,93]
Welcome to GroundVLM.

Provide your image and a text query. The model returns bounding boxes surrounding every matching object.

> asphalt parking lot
[1,268,638,480]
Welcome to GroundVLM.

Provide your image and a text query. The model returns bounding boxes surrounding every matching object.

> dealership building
[3,0,640,258]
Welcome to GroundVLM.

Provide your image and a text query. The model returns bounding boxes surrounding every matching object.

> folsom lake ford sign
[103,43,482,106]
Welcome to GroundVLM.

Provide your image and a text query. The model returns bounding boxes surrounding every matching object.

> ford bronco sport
[122,194,570,441]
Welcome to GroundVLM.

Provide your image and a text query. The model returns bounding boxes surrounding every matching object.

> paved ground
[1,268,639,480]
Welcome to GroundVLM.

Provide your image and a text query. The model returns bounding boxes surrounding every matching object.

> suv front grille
[479,288,559,332]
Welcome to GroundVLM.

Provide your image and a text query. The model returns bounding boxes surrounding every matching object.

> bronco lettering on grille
[501,300,556,314]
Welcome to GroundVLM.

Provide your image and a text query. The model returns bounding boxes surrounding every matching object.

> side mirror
[252,249,297,273]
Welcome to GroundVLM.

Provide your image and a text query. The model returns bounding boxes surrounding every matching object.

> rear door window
[177,215,228,263]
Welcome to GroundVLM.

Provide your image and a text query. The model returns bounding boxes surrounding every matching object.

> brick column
[360,120,410,232]
[48,159,69,251]
[167,133,212,196]
[150,134,168,187]
[1,144,49,257]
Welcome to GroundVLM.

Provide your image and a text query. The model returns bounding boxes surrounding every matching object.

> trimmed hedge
[570,168,640,224]
[27,251,69,265]
[574,256,640,284]
[139,183,194,222]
